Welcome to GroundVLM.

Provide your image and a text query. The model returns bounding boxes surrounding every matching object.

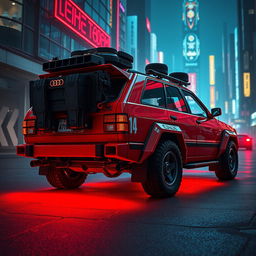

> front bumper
[16,143,143,162]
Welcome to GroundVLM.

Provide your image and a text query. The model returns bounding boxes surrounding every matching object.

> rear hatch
[26,64,130,144]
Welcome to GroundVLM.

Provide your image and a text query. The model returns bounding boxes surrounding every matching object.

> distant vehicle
[16,47,239,197]
[238,134,253,150]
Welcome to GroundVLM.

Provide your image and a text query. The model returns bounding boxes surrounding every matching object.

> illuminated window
[0,0,23,49]
[0,0,22,24]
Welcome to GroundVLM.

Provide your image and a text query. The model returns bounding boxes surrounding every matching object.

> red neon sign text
[54,0,111,48]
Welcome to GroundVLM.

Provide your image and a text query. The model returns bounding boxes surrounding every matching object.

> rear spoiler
[39,64,130,80]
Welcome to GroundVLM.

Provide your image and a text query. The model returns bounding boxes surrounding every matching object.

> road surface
[0,149,255,256]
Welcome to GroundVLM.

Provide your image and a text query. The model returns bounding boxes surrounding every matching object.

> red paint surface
[54,0,110,48]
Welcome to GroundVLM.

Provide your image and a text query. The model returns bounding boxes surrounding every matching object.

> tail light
[23,119,36,135]
[246,138,251,142]
[104,114,129,132]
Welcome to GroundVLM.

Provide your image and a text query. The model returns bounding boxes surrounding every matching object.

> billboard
[182,0,200,67]
[54,0,111,48]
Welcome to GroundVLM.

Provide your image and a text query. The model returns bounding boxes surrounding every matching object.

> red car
[16,47,239,197]
[238,134,253,150]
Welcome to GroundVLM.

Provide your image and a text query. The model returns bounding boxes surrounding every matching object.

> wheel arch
[158,132,187,163]
[218,130,238,158]
[139,122,187,164]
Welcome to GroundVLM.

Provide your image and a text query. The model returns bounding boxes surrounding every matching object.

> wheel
[46,167,87,189]
[141,141,183,198]
[246,146,253,151]
[214,141,238,180]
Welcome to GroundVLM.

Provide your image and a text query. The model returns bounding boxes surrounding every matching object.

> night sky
[151,0,237,107]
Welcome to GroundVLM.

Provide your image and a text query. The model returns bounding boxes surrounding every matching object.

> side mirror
[211,107,222,117]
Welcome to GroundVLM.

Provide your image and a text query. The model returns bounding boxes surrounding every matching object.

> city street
[0,149,255,256]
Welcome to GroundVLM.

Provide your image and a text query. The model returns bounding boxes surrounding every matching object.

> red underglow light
[178,175,227,196]
[54,0,111,48]
[1,176,227,213]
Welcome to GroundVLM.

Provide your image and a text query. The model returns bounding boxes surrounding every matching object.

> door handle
[170,115,177,120]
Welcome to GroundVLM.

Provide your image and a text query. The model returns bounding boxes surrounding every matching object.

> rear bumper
[16,143,143,162]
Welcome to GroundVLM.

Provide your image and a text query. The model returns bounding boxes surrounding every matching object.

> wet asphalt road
[0,149,255,256]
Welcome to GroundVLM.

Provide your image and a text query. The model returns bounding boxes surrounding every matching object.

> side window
[182,90,207,117]
[165,85,188,112]
[141,80,165,108]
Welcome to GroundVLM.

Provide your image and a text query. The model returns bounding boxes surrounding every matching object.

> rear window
[104,77,127,102]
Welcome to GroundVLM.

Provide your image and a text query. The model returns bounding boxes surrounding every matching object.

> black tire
[169,72,189,83]
[141,141,183,198]
[46,167,87,189]
[145,63,168,75]
[118,51,134,62]
[96,47,118,54]
[71,49,96,57]
[214,141,238,180]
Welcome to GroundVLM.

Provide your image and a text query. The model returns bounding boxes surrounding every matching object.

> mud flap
[131,161,148,183]
[39,166,50,176]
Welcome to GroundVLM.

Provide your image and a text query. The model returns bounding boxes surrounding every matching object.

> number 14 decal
[129,117,137,134]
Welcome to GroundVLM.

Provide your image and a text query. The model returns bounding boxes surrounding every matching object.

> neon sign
[188,73,196,93]
[54,0,111,48]
[183,33,200,64]
[209,55,215,85]
[146,17,151,33]
[183,0,199,30]
[243,72,251,97]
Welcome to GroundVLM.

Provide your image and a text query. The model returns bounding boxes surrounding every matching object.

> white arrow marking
[7,108,19,146]
[0,107,8,146]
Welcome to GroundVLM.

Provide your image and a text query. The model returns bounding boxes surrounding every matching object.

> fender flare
[218,130,238,158]
[138,122,187,164]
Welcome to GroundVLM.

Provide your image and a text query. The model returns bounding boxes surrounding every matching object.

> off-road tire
[145,63,168,75]
[214,141,238,180]
[46,167,87,189]
[142,141,183,198]
[117,51,134,62]
[96,47,117,54]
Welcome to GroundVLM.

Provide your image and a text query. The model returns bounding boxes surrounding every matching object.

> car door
[182,90,222,161]
[164,84,200,161]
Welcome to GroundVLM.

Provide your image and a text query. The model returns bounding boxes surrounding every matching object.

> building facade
[127,0,151,72]
[0,0,126,152]
[237,0,256,134]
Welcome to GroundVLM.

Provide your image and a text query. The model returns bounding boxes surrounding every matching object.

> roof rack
[146,69,190,86]
[128,69,190,87]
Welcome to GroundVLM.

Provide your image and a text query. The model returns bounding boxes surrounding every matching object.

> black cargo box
[30,71,110,129]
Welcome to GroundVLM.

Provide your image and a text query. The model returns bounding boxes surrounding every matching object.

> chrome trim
[123,74,138,103]
[125,102,209,118]
[156,122,182,132]
[225,130,237,136]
